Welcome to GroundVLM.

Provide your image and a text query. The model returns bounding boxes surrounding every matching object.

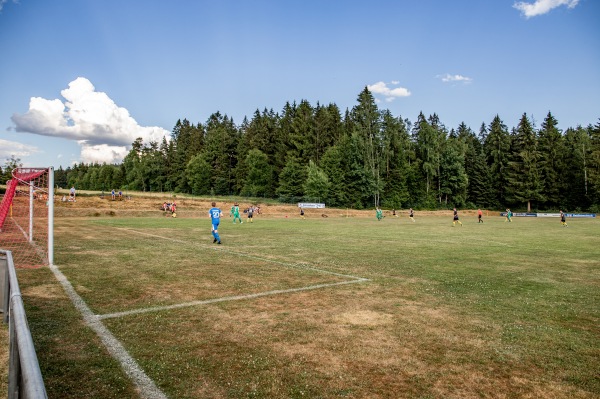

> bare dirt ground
[54,194,484,219]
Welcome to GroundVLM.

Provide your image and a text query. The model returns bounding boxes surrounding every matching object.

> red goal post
[0,167,54,268]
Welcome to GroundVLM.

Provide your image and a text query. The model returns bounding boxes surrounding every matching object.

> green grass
[17,214,600,398]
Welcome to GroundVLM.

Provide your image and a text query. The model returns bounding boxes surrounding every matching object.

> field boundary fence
[0,249,48,398]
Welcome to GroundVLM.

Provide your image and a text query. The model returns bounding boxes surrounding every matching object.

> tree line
[32,87,600,211]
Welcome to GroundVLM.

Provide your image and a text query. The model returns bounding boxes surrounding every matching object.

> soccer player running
[376,207,383,221]
[478,208,483,223]
[452,208,463,226]
[560,209,568,227]
[232,203,243,224]
[409,208,415,222]
[209,202,223,244]
[505,208,513,222]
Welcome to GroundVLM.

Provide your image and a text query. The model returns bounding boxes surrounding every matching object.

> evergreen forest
[10,88,600,212]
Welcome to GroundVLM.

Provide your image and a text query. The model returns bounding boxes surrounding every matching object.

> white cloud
[438,73,473,83]
[0,139,39,161]
[11,77,170,164]
[513,0,579,18]
[367,81,411,102]
[79,143,130,165]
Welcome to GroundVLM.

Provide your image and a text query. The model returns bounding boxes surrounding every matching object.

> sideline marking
[49,264,167,399]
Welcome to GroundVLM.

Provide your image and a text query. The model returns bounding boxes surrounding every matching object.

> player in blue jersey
[209,202,223,244]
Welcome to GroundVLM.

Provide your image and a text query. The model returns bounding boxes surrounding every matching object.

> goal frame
[0,167,54,266]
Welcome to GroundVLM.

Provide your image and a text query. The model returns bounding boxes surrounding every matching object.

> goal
[0,167,54,268]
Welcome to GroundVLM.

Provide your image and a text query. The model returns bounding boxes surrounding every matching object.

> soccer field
[18,214,600,398]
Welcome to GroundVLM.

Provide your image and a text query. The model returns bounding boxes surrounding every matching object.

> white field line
[94,227,369,320]
[48,225,368,397]
[48,264,168,399]
[99,279,366,320]
[116,227,368,280]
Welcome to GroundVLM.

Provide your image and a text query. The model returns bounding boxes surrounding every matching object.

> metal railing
[0,249,48,399]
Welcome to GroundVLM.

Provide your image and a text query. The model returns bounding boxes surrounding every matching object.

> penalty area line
[116,227,369,281]
[98,279,367,320]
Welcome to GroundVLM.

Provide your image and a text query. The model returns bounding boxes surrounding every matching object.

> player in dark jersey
[560,210,568,227]
[452,208,463,226]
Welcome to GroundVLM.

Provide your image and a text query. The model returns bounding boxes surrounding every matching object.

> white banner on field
[298,203,325,209]
[537,213,561,217]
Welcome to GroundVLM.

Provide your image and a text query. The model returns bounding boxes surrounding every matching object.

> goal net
[0,167,54,268]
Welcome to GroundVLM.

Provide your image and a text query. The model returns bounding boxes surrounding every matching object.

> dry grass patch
[23,283,66,300]
[0,325,7,397]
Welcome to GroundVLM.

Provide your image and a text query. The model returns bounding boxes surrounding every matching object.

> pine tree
[505,113,544,211]
[203,112,240,195]
[439,136,468,207]
[289,100,315,165]
[122,138,144,191]
[313,103,342,165]
[276,157,307,203]
[484,115,511,207]
[413,112,440,206]
[241,149,273,197]
[563,126,592,210]
[169,119,202,192]
[470,150,494,207]
[186,154,212,195]
[303,160,330,203]
[321,133,374,209]
[588,120,600,207]
[236,109,279,193]
[320,144,348,207]
[456,122,482,206]
[351,87,383,206]
[537,112,564,208]
[380,110,410,208]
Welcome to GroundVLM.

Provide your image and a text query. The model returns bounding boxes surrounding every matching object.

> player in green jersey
[232,203,243,224]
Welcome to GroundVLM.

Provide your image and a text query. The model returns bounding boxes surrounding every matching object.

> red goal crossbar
[0,169,47,230]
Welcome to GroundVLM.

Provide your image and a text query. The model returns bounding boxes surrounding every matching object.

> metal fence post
[0,254,8,323]
[8,318,20,398]
[1,249,48,398]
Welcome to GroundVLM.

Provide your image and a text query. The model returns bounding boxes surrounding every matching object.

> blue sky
[1,0,598,169]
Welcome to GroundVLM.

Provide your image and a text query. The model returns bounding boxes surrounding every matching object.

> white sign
[297,203,325,209]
